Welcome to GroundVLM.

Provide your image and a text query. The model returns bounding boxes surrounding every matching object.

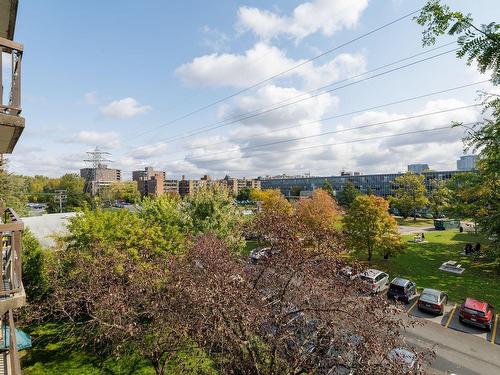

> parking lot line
[445,304,457,328]
[408,299,419,312]
[492,313,499,344]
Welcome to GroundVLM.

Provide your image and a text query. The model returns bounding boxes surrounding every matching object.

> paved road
[398,225,435,234]
[404,318,500,374]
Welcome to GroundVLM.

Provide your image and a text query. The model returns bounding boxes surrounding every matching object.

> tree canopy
[390,173,429,221]
[416,0,500,265]
[336,180,360,208]
[343,195,403,262]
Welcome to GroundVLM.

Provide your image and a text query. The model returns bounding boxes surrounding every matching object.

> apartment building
[222,175,261,196]
[80,164,121,196]
[132,167,165,198]
[178,175,210,197]
[164,179,179,195]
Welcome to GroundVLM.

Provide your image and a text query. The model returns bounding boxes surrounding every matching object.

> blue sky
[8,0,499,179]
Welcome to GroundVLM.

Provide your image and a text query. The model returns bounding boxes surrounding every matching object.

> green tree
[428,180,452,218]
[322,180,335,198]
[416,1,500,264]
[236,187,251,201]
[337,180,360,208]
[139,195,188,255]
[22,229,52,302]
[110,181,141,203]
[343,195,403,262]
[251,188,293,216]
[183,186,245,252]
[26,175,50,203]
[390,173,429,221]
[416,0,500,84]
[446,173,485,233]
[0,167,28,215]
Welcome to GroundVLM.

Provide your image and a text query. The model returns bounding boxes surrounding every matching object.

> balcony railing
[0,208,24,303]
[0,37,23,116]
[0,208,24,375]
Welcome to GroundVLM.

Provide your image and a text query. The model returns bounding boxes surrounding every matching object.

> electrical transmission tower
[83,147,112,196]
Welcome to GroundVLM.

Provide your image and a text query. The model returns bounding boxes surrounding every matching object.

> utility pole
[54,190,67,213]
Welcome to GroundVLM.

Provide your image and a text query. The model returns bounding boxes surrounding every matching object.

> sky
[6,0,500,179]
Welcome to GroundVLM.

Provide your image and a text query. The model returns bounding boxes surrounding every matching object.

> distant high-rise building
[80,163,121,196]
[132,167,166,198]
[408,163,430,173]
[457,155,477,171]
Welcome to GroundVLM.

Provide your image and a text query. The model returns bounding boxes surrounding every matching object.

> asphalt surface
[405,319,500,374]
[394,293,500,374]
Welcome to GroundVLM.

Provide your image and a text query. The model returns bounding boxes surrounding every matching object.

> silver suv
[359,269,389,293]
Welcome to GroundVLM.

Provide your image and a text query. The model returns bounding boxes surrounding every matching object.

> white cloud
[202,26,230,52]
[237,0,368,41]
[129,142,169,160]
[63,130,121,149]
[100,97,151,118]
[172,97,481,177]
[179,84,338,174]
[176,42,366,89]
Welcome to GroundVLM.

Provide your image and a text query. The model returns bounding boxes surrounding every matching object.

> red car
[458,298,494,331]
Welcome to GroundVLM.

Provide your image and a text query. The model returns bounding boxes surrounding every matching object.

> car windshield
[359,275,373,282]
[463,307,485,317]
[389,284,405,293]
[420,293,438,303]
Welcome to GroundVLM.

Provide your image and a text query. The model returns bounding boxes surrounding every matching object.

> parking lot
[402,294,500,345]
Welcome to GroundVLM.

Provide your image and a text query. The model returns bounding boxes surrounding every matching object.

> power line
[178,124,471,168]
[142,41,456,145]
[128,8,423,139]
[144,80,488,158]
[160,105,480,164]
[122,47,457,157]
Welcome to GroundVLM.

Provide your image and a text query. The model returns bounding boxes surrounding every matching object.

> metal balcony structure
[0,208,25,375]
[0,0,23,154]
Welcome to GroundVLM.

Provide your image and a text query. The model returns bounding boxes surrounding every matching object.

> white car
[359,269,389,293]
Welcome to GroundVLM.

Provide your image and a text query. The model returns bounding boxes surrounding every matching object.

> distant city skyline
[8,0,499,178]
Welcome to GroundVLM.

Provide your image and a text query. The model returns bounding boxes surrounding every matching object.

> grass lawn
[395,217,435,227]
[357,230,500,307]
[21,324,217,375]
[243,240,258,256]
[21,324,154,375]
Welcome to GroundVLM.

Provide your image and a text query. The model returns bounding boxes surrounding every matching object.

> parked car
[458,298,494,331]
[359,269,389,293]
[417,288,448,315]
[249,247,274,263]
[387,278,416,303]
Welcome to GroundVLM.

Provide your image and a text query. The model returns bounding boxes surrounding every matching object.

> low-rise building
[261,170,461,199]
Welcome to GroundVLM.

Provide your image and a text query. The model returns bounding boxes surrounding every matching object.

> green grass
[358,230,500,307]
[22,323,217,375]
[243,240,258,256]
[395,217,435,227]
[21,324,154,375]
